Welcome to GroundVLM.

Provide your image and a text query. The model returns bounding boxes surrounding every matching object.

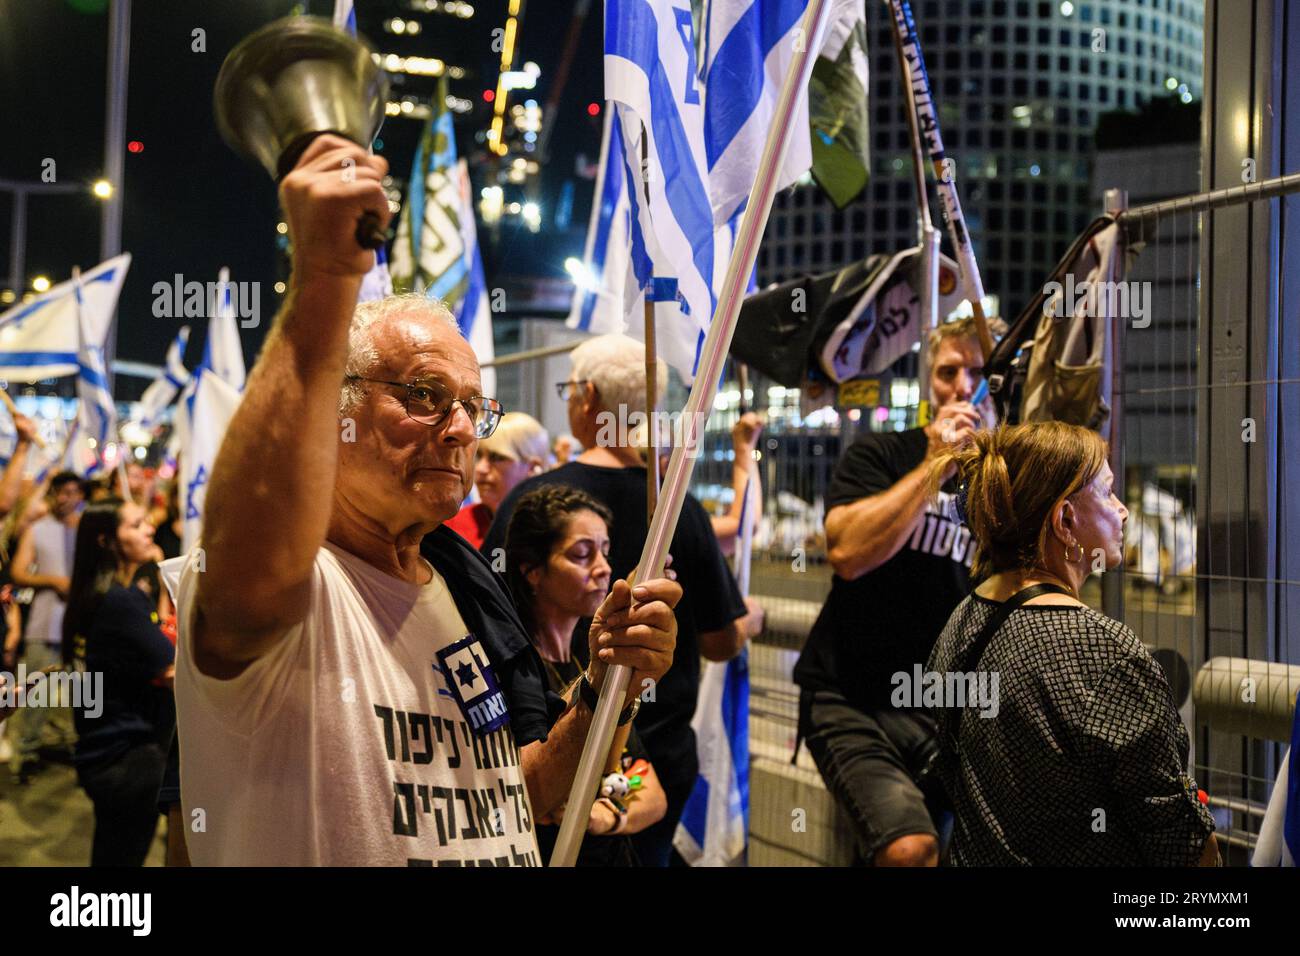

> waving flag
[675,474,756,866]
[454,159,497,396]
[391,75,468,304]
[567,111,638,338]
[199,269,247,392]
[70,269,117,477]
[332,0,357,33]
[0,255,130,382]
[701,0,819,228]
[605,0,719,381]
[1254,690,1300,867]
[175,369,242,554]
[334,0,395,306]
[135,326,191,427]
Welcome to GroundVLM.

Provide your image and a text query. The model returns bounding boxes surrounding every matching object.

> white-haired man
[174,135,681,866]
[481,333,763,866]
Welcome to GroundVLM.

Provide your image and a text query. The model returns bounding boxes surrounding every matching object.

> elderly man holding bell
[172,134,681,866]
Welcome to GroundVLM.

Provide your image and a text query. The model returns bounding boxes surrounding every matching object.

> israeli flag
[1254,690,1300,866]
[332,0,357,34]
[566,109,642,338]
[0,397,16,467]
[174,368,243,555]
[674,474,756,865]
[454,159,496,397]
[334,0,395,305]
[71,271,118,477]
[0,255,130,382]
[135,326,191,428]
[605,0,719,381]
[701,0,817,228]
[199,268,246,392]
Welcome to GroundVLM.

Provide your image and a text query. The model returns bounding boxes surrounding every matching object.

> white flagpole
[549,0,834,867]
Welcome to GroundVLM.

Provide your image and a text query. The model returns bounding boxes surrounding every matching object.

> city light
[587,102,601,116]
[31,276,51,293]
[276,222,288,235]
[1059,1,1074,15]
[0,290,14,304]
[565,257,597,291]
[92,179,114,199]
[521,202,540,232]
[480,185,503,224]
[127,140,144,153]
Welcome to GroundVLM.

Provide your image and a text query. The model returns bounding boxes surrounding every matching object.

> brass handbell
[214,16,390,249]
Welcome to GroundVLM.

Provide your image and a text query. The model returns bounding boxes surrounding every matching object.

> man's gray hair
[338,293,461,415]
[569,333,667,418]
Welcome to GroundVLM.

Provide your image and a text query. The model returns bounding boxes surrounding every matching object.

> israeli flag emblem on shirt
[436,635,510,736]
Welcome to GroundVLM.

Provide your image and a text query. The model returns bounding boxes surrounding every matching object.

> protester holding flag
[173,135,681,866]
[504,485,668,865]
[482,333,761,865]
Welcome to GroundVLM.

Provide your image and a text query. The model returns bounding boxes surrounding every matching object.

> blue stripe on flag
[577,120,630,332]
[0,350,78,367]
[607,0,716,318]
[77,360,111,392]
[703,0,807,171]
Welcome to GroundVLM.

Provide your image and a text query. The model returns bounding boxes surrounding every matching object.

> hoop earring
[1065,541,1084,563]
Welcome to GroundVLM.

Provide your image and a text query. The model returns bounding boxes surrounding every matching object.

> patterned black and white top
[927,595,1215,866]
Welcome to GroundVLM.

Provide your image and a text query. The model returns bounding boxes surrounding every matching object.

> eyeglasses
[346,376,504,439]
[555,379,591,401]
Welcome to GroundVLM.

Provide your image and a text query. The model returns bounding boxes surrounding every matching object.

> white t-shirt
[175,541,540,866]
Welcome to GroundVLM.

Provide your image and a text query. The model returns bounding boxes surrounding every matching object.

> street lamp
[92,179,115,199]
[31,276,51,293]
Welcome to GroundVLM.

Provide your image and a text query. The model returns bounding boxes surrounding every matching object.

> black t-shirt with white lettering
[793,427,973,710]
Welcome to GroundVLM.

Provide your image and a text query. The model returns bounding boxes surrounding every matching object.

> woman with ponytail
[65,499,175,866]
[925,422,1218,865]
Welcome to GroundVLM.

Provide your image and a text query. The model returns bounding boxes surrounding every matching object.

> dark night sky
[0,0,604,397]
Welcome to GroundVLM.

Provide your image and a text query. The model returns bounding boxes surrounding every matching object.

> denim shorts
[799,687,947,863]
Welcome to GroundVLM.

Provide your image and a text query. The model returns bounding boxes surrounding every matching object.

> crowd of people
[1,132,1218,868]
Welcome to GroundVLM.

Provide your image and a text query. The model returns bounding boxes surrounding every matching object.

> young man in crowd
[9,469,84,782]
[794,316,996,866]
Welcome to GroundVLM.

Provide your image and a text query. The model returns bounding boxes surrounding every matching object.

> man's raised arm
[194,135,390,676]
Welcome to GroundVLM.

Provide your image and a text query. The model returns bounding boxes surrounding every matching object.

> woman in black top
[505,485,667,866]
[925,421,1218,866]
[64,499,175,867]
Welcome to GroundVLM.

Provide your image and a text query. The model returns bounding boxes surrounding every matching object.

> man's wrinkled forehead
[375,313,481,388]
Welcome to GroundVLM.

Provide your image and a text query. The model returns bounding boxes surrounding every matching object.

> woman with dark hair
[505,485,667,865]
[64,499,175,866]
[925,422,1218,866]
